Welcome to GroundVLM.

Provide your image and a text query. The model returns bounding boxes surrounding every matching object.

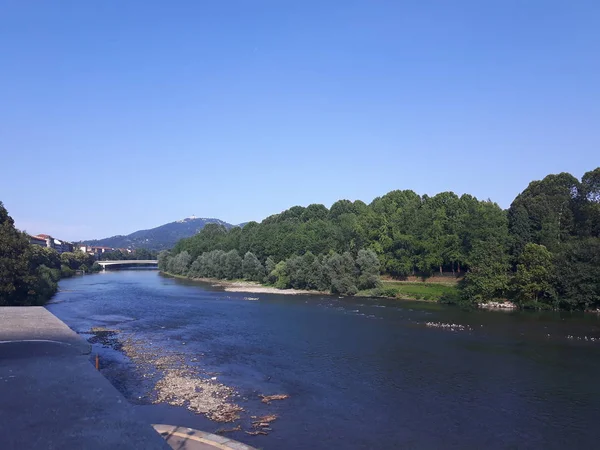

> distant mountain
[82,217,235,251]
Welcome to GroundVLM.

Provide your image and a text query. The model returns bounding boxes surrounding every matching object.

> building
[53,239,74,253]
[30,235,47,247]
[29,234,74,254]
[90,246,114,257]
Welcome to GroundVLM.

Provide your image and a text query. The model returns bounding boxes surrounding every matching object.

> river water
[48,270,600,449]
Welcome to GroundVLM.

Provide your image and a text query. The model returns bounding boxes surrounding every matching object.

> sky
[1,1,599,241]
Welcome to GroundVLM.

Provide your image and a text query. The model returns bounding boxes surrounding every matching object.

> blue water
[48,270,600,449]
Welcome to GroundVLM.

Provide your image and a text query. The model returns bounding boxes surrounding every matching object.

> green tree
[512,243,556,306]
[170,251,191,275]
[461,240,510,303]
[508,172,580,252]
[323,251,358,295]
[224,250,243,279]
[0,201,56,305]
[242,251,265,281]
[577,168,600,238]
[271,260,290,289]
[554,238,600,310]
[158,250,171,271]
[356,249,381,290]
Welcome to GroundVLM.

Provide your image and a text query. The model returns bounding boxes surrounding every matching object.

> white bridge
[97,260,158,270]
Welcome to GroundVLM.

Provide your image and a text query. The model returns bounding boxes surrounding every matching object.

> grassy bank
[358,280,460,302]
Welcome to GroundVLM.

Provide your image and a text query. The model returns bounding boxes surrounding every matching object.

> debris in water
[86,327,121,347]
[251,414,278,425]
[259,394,289,404]
[154,371,244,422]
[216,425,241,434]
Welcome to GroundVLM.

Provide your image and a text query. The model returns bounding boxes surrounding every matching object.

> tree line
[98,248,158,261]
[164,167,600,310]
[159,248,381,295]
[0,201,102,306]
[463,168,600,310]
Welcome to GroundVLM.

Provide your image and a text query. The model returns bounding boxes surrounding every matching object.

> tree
[242,252,265,281]
[28,246,61,270]
[265,256,277,283]
[461,240,510,303]
[554,238,600,310]
[577,168,600,238]
[356,249,381,290]
[512,243,556,306]
[302,252,328,290]
[508,172,580,252]
[160,167,600,308]
[323,251,358,295]
[0,201,56,306]
[271,260,290,289]
[170,251,191,275]
[224,250,243,279]
[158,250,171,272]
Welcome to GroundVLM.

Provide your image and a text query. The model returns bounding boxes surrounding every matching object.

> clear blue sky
[2,1,599,241]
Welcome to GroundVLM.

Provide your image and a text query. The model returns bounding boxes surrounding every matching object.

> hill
[83,217,235,251]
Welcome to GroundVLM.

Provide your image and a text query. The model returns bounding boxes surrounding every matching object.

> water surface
[48,270,600,449]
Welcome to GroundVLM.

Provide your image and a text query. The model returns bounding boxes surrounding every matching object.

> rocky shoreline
[88,327,245,422]
[86,326,289,436]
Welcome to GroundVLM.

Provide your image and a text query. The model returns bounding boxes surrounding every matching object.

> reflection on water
[49,270,600,450]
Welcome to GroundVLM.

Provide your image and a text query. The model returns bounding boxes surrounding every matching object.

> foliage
[356,249,381,290]
[242,252,265,282]
[158,250,171,272]
[162,167,600,308]
[512,243,556,306]
[553,238,600,310]
[169,251,192,276]
[366,281,459,302]
[61,251,96,271]
[323,252,359,295]
[99,248,158,261]
[0,201,78,305]
[460,240,510,304]
[61,264,75,278]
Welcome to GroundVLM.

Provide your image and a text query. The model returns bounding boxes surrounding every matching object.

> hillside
[83,217,235,251]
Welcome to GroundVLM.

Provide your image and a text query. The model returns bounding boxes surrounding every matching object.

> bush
[61,264,75,278]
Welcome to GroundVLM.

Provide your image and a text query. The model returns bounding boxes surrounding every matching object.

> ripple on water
[88,314,136,323]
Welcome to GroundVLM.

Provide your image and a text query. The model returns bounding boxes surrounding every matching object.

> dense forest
[161,168,600,310]
[0,201,100,306]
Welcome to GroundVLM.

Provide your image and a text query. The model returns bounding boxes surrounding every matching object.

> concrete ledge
[0,306,91,354]
[0,306,168,449]
[153,425,257,450]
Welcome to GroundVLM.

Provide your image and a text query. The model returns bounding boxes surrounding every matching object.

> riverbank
[162,272,459,302]
[164,273,328,296]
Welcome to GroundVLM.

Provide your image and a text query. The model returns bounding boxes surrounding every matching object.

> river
[47,270,600,449]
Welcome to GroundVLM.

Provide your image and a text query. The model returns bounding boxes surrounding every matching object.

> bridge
[97,260,158,270]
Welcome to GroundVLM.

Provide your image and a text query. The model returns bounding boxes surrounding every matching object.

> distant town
[29,233,133,257]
